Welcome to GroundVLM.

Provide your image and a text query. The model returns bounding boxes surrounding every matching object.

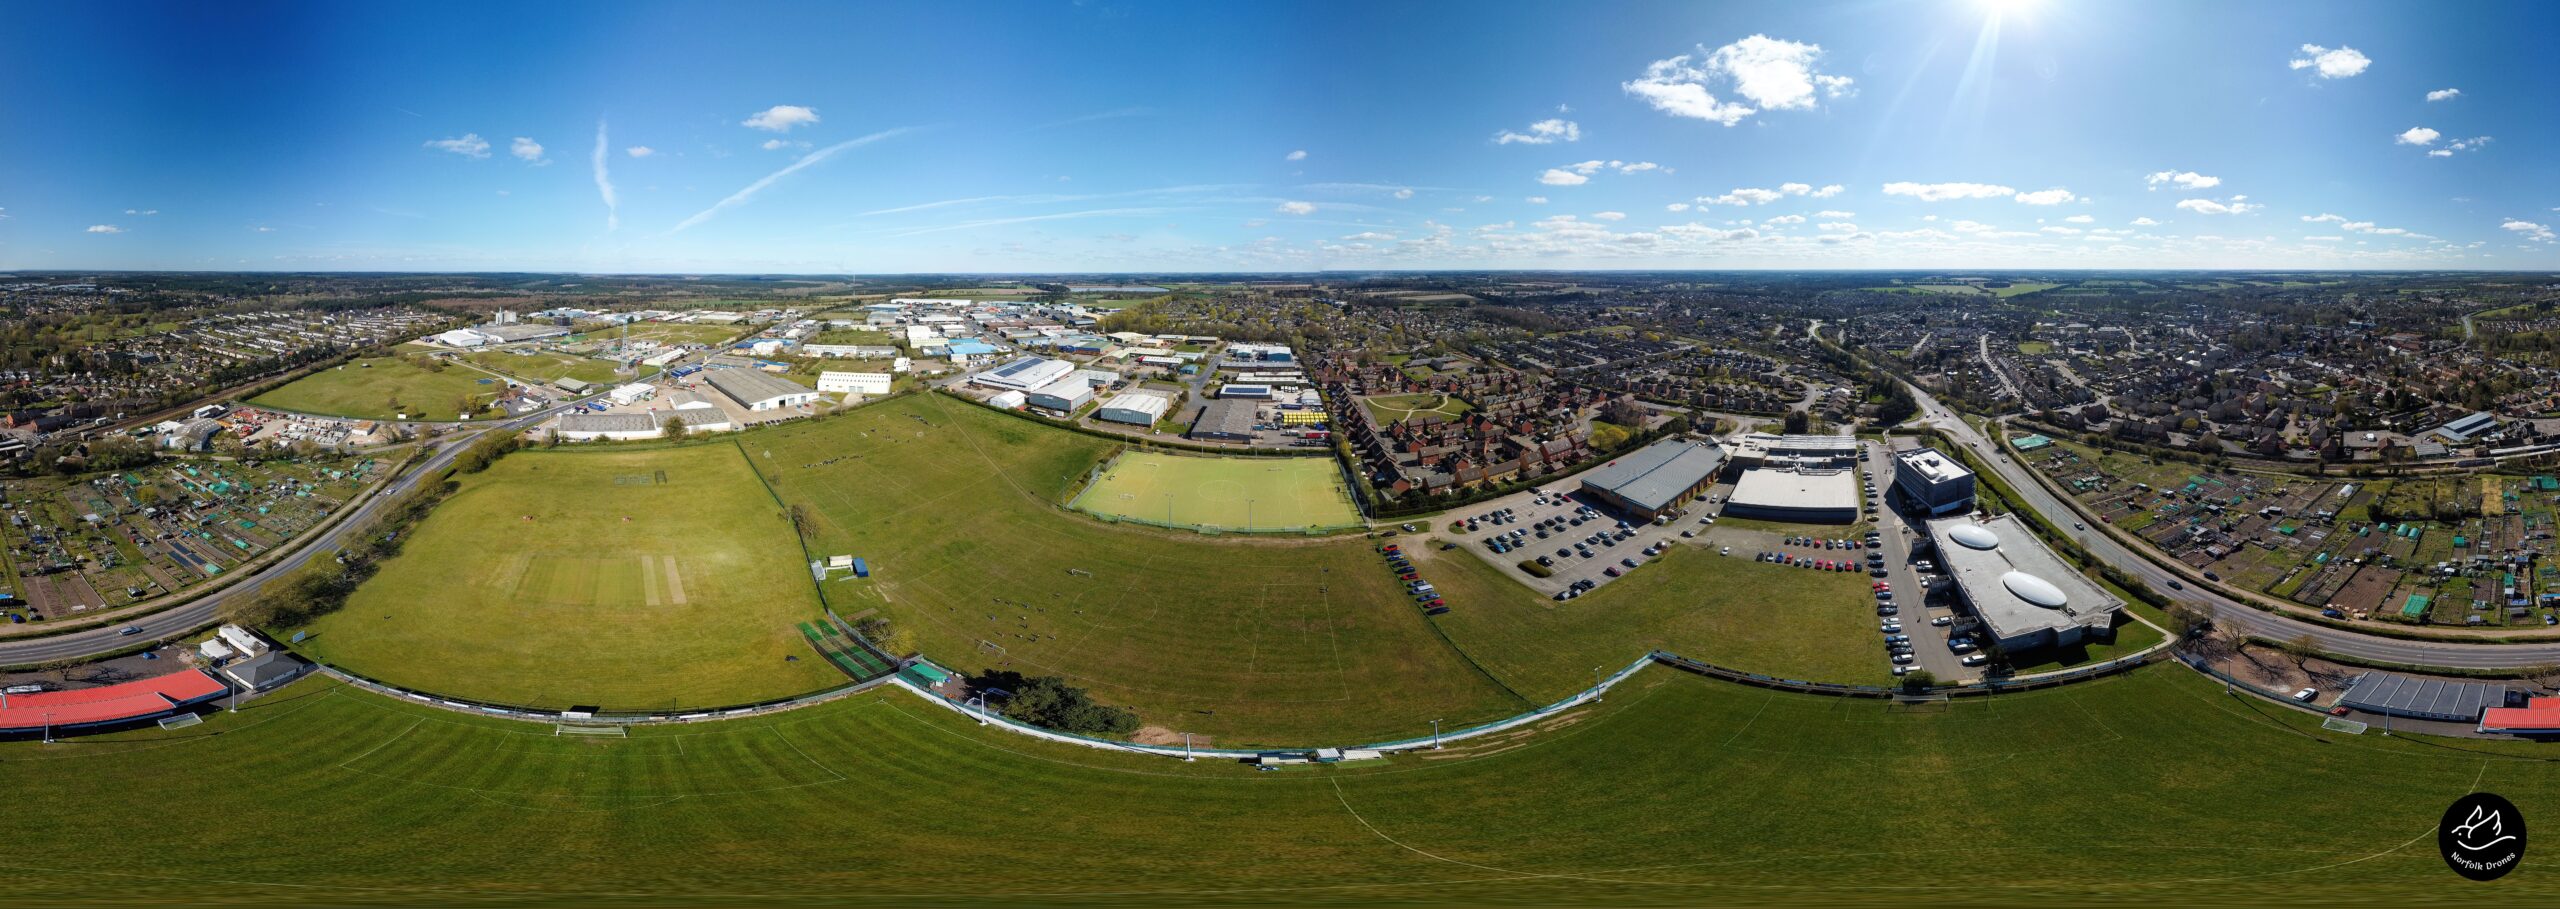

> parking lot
[1447,437,1987,683]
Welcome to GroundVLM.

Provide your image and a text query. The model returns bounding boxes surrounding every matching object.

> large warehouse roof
[1096,390,1172,422]
[706,367,814,405]
[1726,467,1859,513]
[1581,439,1726,514]
[1192,398,1257,437]
[1925,514,2120,643]
[559,413,658,434]
[971,356,1074,392]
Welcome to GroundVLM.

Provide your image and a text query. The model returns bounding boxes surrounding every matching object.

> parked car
[1930,615,1953,627]
[1604,567,1622,578]
[1892,652,1915,665]
[119,625,143,636]
[2292,688,2319,703]
[1960,654,1989,667]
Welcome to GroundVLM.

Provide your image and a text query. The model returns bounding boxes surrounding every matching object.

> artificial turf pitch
[0,665,2546,907]
[1070,449,1362,531]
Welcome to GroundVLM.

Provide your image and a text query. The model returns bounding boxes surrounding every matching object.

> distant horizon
[5,0,2555,271]
[6,267,2559,279]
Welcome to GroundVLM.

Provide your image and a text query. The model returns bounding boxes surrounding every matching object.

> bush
[1517,559,1554,578]
[972,671,1140,737]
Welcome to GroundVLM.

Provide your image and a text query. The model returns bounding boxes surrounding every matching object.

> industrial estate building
[1724,433,1860,474]
[2340,671,2515,723]
[1723,467,1860,524]
[971,356,1075,394]
[1893,447,1978,516]
[706,368,821,411]
[817,371,893,396]
[1026,377,1097,413]
[1188,399,1258,442]
[1579,438,1726,521]
[1924,514,2122,652]
[1096,391,1172,426]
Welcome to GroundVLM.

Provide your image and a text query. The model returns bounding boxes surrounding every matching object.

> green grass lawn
[293,443,842,710]
[463,349,625,385]
[0,665,2545,907]
[2017,340,2056,355]
[1423,543,1885,697]
[743,394,1528,745]
[1361,393,1471,425]
[571,322,745,348]
[250,356,502,421]
[1071,450,1363,530]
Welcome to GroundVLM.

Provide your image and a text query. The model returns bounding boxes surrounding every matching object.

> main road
[1905,384,2560,669]
[0,403,573,666]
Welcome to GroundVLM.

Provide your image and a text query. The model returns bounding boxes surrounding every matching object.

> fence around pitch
[309,662,896,726]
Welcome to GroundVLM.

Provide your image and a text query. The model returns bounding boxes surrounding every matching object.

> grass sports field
[462,349,626,385]
[1070,450,1361,530]
[571,321,745,347]
[747,394,1528,745]
[1419,543,1885,697]
[293,443,841,709]
[0,666,2546,906]
[250,356,502,421]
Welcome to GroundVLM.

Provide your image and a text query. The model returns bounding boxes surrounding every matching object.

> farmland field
[1070,450,1362,530]
[293,443,841,710]
[746,394,1528,745]
[0,666,2544,907]
[250,356,503,421]
[463,349,627,385]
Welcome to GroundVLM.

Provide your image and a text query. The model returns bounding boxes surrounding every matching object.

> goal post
[555,723,628,737]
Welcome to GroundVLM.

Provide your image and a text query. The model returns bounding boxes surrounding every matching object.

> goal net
[555,723,628,737]
[2320,715,2369,735]
[1888,692,1952,713]
[156,712,205,730]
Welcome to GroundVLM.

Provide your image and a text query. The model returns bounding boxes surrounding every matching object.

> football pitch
[746,394,1528,745]
[0,666,2545,907]
[292,442,843,710]
[250,356,502,421]
[1071,450,1362,531]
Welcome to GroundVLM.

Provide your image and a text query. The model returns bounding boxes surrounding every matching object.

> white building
[434,327,499,348]
[1026,377,1096,412]
[818,371,893,395]
[555,413,663,441]
[609,383,658,406]
[970,356,1075,394]
[1894,447,1977,516]
[988,389,1028,410]
[1096,391,1173,426]
[706,368,821,411]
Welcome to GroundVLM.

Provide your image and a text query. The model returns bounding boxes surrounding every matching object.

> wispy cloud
[86,224,123,234]
[1037,107,1155,130]
[742,105,820,131]
[671,126,917,233]
[625,146,656,158]
[592,119,619,231]
[424,133,490,158]
[510,136,549,165]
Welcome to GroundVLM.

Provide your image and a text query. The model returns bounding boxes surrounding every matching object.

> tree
[661,416,689,442]
[2276,633,2320,671]
[1899,669,1937,691]
[973,671,1139,736]
[1782,409,1811,435]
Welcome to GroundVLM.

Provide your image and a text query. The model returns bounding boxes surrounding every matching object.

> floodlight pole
[966,694,989,725]
[1431,718,1443,749]
[42,711,53,744]
[1593,666,1604,700]
[1183,732,1195,762]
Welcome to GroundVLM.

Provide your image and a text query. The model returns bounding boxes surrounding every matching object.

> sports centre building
[1893,447,1977,517]
[1579,438,1726,521]
[1925,514,2122,652]
[1723,466,1861,524]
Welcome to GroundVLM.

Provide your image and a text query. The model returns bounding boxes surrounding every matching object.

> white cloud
[1277,201,1316,215]
[1393,188,1415,200]
[2040,226,2083,236]
[123,208,159,216]
[2427,149,2453,158]
[2396,127,2440,145]
[2131,217,2163,226]
[2144,170,2221,191]
[2427,88,2461,102]
[742,104,819,131]
[1815,210,1854,219]
[2064,214,2094,223]
[507,137,546,166]
[251,226,275,232]
[2176,195,2262,215]
[591,120,618,230]
[625,146,656,158]
[1617,161,1660,174]
[1285,149,1309,161]
[1809,184,1844,198]
[1525,196,1548,204]
[1698,187,1782,206]
[2290,44,2370,79]
[1539,168,1590,186]
[1881,181,2015,202]
[671,126,913,233]
[85,224,122,234]
[424,133,490,158]
[1622,34,1852,127]
[1666,202,1691,212]
[1764,214,1805,225]
[1950,220,1996,234]
[1818,221,1858,232]
[1592,211,1628,221]
[1494,118,1581,145]
[2014,188,2077,205]
[2504,220,2555,242]
[761,138,813,151]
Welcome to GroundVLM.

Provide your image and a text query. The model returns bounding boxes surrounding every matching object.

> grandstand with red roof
[0,668,229,734]
[2478,695,2560,736]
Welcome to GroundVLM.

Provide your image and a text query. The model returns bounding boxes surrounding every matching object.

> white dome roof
[1948,524,2001,550]
[2001,571,2068,608]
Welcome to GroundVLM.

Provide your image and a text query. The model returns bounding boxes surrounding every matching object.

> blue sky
[4,0,2556,272]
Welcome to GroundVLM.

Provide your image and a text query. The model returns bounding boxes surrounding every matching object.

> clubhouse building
[1579,438,1726,521]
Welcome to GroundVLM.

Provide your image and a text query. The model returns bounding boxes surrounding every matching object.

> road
[1904,383,2560,669]
[0,402,573,666]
